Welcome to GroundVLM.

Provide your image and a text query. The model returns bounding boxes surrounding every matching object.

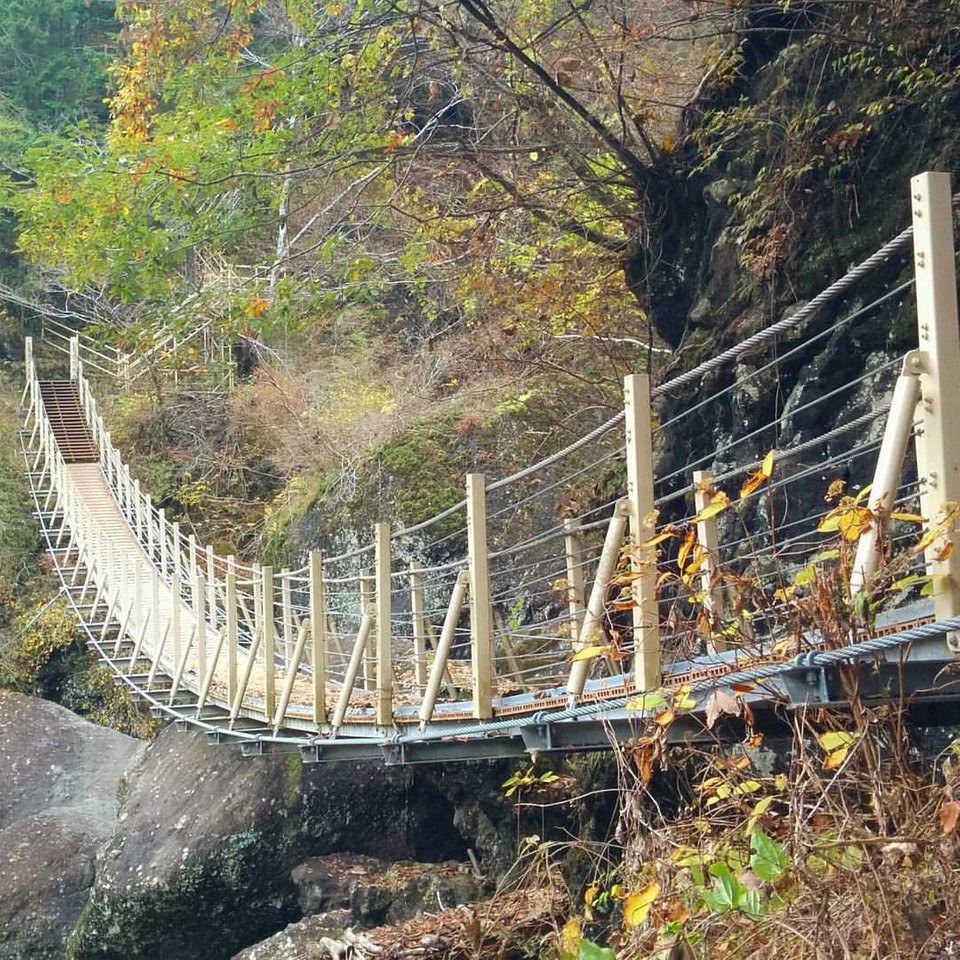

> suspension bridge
[16,172,960,764]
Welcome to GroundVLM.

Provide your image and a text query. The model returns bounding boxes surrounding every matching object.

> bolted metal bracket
[781,659,830,707]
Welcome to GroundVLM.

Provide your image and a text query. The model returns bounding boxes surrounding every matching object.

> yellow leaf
[890,512,925,523]
[569,645,611,662]
[245,295,270,318]
[654,708,676,727]
[692,500,729,524]
[826,478,846,501]
[823,746,849,770]
[818,512,842,533]
[677,528,696,572]
[837,506,873,541]
[584,884,600,908]
[936,540,955,562]
[623,882,661,928]
[761,450,775,479]
[560,917,581,959]
[817,731,859,752]
[643,531,677,548]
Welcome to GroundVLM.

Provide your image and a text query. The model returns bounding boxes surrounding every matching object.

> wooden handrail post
[360,569,376,691]
[206,545,217,632]
[563,518,587,644]
[911,171,960,637]
[309,551,327,725]
[466,473,493,720]
[171,571,182,668]
[281,568,294,664]
[374,522,393,726]
[226,558,238,704]
[410,562,428,691]
[146,493,155,559]
[133,479,143,541]
[69,336,79,380]
[194,572,207,689]
[693,469,725,653]
[172,521,182,585]
[261,565,277,719]
[624,373,660,691]
[159,508,168,575]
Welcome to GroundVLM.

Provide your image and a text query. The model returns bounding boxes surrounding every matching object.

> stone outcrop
[68,727,519,960]
[0,691,141,960]
[2,694,613,960]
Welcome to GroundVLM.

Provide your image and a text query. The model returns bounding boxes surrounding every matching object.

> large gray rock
[0,691,140,960]
[68,728,514,960]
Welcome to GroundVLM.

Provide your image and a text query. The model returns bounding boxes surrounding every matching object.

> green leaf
[703,862,739,913]
[750,829,788,883]
[738,888,766,917]
[625,689,667,712]
[579,939,616,960]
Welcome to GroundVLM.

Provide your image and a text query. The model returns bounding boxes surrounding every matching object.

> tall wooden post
[159,509,168,576]
[693,469,725,653]
[309,551,327,725]
[171,571,182,669]
[206,546,217,632]
[911,172,960,637]
[146,494,155,559]
[466,473,493,720]
[624,374,660,691]
[69,336,79,380]
[261,565,277,719]
[410,562,429,690]
[226,560,238,704]
[374,523,393,726]
[281,568,294,664]
[563,518,587,644]
[172,521,182,585]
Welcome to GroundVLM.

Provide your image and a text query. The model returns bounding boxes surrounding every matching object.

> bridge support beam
[911,171,960,635]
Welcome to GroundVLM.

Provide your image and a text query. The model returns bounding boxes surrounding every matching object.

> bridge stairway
[38,381,98,463]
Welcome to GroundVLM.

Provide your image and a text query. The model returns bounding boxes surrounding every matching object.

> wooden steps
[38,381,98,463]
